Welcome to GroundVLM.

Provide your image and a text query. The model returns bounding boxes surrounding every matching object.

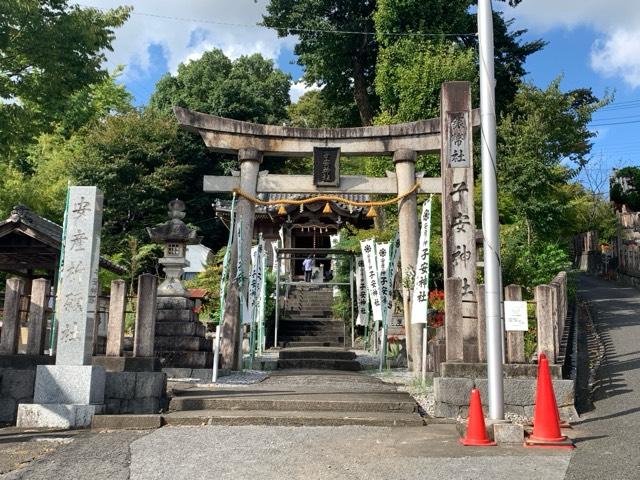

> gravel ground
[168,370,269,390]
[366,368,436,417]
[564,275,640,479]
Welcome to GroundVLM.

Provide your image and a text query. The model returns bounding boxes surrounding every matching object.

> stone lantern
[147,199,201,297]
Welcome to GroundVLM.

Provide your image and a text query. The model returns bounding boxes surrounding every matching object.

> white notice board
[504,301,528,331]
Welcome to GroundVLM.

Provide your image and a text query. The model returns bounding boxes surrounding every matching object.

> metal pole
[212,324,221,383]
[274,251,280,348]
[478,0,504,420]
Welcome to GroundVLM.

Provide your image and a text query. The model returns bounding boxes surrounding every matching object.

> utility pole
[478,0,505,420]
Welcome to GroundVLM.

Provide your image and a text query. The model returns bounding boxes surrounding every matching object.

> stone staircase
[278,284,344,348]
[277,348,361,371]
[164,371,424,427]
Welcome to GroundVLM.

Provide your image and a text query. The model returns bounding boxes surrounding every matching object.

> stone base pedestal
[16,365,106,428]
[92,356,160,372]
[155,297,213,368]
[17,403,104,428]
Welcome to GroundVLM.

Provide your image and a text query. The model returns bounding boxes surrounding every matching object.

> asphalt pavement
[565,274,640,479]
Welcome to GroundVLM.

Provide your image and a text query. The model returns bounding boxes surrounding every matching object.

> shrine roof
[0,205,126,275]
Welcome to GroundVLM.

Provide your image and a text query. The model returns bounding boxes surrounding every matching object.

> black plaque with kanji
[313,147,340,186]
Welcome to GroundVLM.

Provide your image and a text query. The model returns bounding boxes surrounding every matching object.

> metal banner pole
[478,0,505,420]
[212,324,221,383]
[274,251,280,348]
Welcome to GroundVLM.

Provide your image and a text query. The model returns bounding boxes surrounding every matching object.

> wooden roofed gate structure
[176,81,482,373]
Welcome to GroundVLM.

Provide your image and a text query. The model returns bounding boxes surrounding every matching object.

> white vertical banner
[376,242,391,323]
[355,256,369,326]
[271,241,278,273]
[360,239,383,322]
[411,197,433,324]
[248,243,263,320]
[330,233,341,297]
[386,234,401,315]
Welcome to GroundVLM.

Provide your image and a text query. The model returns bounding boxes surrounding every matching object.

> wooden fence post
[106,279,127,357]
[0,277,26,355]
[505,284,526,363]
[477,284,486,363]
[445,277,463,362]
[26,278,50,355]
[133,274,157,358]
[535,284,555,362]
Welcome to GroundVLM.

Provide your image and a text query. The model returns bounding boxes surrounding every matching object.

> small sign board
[313,147,340,186]
[504,300,528,331]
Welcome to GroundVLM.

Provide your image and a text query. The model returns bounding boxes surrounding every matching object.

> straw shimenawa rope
[231,182,420,208]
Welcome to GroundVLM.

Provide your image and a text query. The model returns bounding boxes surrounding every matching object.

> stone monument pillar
[441,82,479,363]
[17,186,106,428]
[148,200,212,369]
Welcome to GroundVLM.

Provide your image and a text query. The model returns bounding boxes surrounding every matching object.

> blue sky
[78,1,640,193]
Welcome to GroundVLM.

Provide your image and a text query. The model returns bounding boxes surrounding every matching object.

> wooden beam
[204,174,441,195]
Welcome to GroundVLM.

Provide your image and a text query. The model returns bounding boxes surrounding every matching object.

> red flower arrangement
[428,289,445,328]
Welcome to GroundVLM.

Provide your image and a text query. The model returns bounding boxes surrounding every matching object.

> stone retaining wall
[0,367,36,423]
[104,372,167,414]
[433,376,578,421]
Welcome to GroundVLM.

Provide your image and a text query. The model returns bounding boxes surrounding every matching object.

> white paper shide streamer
[411,197,433,324]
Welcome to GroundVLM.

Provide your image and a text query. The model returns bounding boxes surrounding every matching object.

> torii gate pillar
[393,148,421,371]
[220,148,262,370]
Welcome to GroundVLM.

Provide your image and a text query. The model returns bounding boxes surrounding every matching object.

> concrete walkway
[565,275,640,479]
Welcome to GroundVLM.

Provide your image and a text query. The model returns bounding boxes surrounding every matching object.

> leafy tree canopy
[497,78,610,243]
[0,0,130,166]
[150,50,291,125]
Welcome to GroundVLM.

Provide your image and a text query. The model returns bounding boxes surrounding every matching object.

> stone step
[156,322,206,337]
[283,314,334,320]
[162,409,423,427]
[169,392,417,414]
[155,336,210,352]
[278,349,356,361]
[155,350,213,369]
[277,359,360,371]
[278,334,343,342]
[280,319,343,325]
[279,329,345,337]
[278,341,344,348]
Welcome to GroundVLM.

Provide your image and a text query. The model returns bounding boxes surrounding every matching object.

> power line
[590,119,640,127]
[77,4,477,38]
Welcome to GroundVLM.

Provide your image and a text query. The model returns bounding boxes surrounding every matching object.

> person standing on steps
[303,255,314,282]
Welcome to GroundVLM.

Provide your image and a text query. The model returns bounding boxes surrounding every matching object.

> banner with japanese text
[411,197,433,324]
[360,239,383,322]
[355,256,369,326]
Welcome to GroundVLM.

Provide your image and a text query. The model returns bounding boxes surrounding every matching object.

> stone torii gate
[175,81,480,371]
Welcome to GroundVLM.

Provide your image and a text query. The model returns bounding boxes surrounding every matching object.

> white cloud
[73,0,296,79]
[289,80,321,102]
[503,0,640,89]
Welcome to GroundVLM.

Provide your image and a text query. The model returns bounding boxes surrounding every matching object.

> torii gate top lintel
[174,105,480,157]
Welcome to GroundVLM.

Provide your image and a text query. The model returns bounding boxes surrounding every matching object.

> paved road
[565,275,640,479]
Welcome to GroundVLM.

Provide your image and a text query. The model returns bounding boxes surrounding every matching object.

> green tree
[263,0,378,125]
[288,90,360,128]
[150,50,291,124]
[497,78,608,244]
[264,0,541,126]
[69,110,195,253]
[0,0,130,166]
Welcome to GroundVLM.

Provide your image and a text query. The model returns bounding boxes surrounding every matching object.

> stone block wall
[104,372,167,414]
[0,367,36,423]
[433,376,578,422]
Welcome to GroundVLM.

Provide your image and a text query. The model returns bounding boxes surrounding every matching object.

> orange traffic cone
[460,388,496,446]
[525,353,575,449]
